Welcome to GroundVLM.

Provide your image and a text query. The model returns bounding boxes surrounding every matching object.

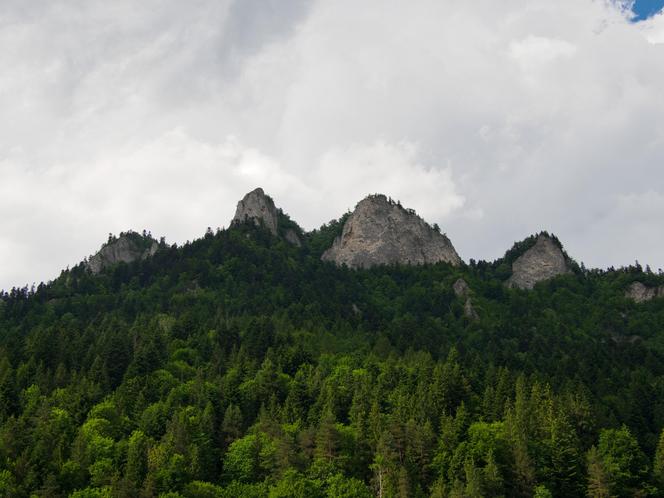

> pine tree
[222,403,243,446]
[586,446,610,498]
[653,428,664,489]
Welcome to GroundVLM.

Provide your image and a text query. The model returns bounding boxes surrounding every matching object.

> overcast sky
[1,0,664,289]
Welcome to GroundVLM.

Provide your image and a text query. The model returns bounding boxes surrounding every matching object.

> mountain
[232,187,279,236]
[505,233,573,289]
[232,187,302,246]
[321,194,461,268]
[86,231,159,274]
[1,189,664,497]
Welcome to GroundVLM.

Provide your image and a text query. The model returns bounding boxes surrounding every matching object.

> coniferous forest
[2,217,664,497]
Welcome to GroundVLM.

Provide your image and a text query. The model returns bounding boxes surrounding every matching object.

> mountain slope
[0,197,663,497]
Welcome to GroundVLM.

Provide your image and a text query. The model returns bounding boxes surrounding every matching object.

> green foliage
[222,432,275,483]
[1,224,664,495]
[597,425,649,496]
[268,469,323,498]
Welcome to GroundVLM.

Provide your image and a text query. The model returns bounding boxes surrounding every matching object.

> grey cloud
[1,0,664,289]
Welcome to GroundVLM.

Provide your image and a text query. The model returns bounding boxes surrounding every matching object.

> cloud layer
[1,0,664,288]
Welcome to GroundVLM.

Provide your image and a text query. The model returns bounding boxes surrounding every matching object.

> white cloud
[1,0,664,288]
[310,141,465,222]
[640,10,664,43]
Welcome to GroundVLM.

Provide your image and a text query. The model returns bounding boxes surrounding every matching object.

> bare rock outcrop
[231,188,302,246]
[284,229,302,247]
[452,278,478,320]
[506,234,572,290]
[87,232,158,274]
[232,188,279,236]
[625,282,664,303]
[464,298,479,321]
[453,278,471,298]
[322,194,461,269]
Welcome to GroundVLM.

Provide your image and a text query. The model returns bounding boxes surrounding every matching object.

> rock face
[453,278,471,298]
[231,188,302,246]
[322,194,461,268]
[464,298,479,321]
[87,233,158,274]
[625,282,664,303]
[452,278,478,320]
[284,229,302,247]
[232,188,279,236]
[506,234,572,290]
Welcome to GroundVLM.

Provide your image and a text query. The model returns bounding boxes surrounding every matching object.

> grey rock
[322,194,461,268]
[452,277,478,320]
[284,228,302,247]
[453,278,471,298]
[232,188,302,246]
[625,281,664,303]
[610,332,643,344]
[87,233,158,274]
[464,298,479,321]
[506,234,571,290]
[232,187,279,236]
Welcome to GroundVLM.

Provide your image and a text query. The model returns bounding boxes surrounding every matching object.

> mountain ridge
[2,187,664,496]
[4,187,659,296]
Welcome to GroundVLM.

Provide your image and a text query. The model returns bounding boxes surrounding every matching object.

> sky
[1,0,664,290]
[633,0,664,20]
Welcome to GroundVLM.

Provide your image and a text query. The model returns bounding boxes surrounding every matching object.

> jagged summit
[86,231,158,275]
[506,233,572,289]
[321,194,461,269]
[231,187,302,246]
[232,187,279,236]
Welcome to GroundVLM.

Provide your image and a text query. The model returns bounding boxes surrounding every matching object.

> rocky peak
[231,188,302,246]
[232,188,279,236]
[321,194,461,269]
[625,281,664,303]
[87,231,158,275]
[506,234,572,290]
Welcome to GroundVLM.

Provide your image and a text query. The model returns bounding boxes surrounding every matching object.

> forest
[1,219,664,497]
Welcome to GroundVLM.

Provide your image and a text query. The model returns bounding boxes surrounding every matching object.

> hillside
[1,192,664,497]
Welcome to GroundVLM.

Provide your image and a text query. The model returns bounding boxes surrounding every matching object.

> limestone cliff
[232,188,279,236]
[87,232,158,274]
[625,282,664,303]
[506,234,572,290]
[321,194,461,269]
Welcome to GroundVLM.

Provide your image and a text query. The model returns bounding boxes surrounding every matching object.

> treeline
[1,223,664,497]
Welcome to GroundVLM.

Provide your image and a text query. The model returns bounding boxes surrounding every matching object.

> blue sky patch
[632,0,664,21]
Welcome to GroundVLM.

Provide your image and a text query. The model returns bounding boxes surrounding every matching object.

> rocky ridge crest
[322,194,461,269]
[232,188,301,246]
[87,232,158,275]
[232,188,279,236]
[506,234,572,290]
